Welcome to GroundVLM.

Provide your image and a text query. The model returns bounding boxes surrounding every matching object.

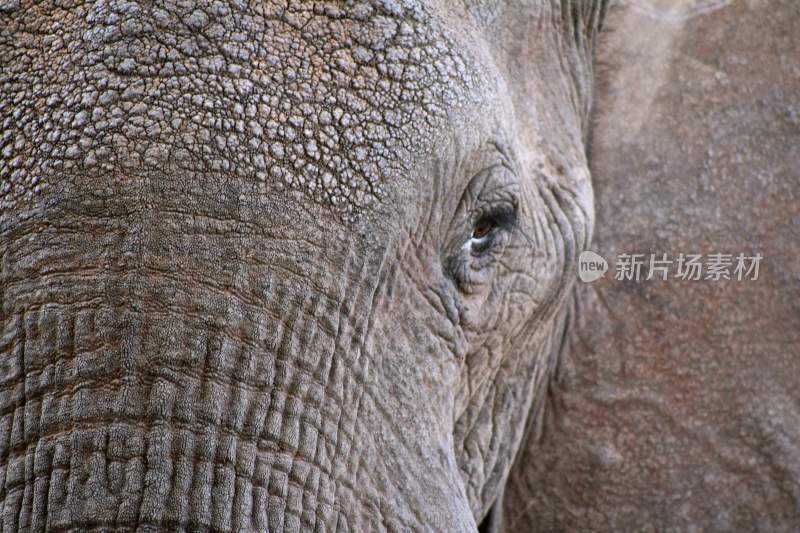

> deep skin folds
[0,1,605,530]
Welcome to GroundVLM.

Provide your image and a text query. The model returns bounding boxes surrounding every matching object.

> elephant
[0,0,608,530]
[3,0,798,531]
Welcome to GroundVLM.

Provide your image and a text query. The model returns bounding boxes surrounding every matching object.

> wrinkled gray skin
[0,1,606,531]
[502,1,800,531]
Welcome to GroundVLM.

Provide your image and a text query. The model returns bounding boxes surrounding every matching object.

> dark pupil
[472,220,492,239]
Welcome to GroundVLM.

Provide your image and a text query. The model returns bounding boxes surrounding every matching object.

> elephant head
[0,1,607,530]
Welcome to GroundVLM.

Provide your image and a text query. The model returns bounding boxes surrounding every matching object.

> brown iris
[472,220,493,239]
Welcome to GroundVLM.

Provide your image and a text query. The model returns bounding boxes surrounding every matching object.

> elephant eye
[472,219,493,239]
[468,207,517,254]
[444,193,519,292]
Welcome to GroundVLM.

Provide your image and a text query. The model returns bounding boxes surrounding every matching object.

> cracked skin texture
[1,0,479,216]
[0,0,606,531]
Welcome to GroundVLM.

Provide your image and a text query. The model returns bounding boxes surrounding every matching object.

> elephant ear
[496,1,800,531]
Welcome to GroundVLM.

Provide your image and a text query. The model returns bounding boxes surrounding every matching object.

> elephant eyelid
[479,205,517,232]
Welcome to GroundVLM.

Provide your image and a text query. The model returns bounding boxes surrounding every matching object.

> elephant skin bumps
[0,0,480,219]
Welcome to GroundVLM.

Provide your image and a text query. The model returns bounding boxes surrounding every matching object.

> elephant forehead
[0,0,487,219]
